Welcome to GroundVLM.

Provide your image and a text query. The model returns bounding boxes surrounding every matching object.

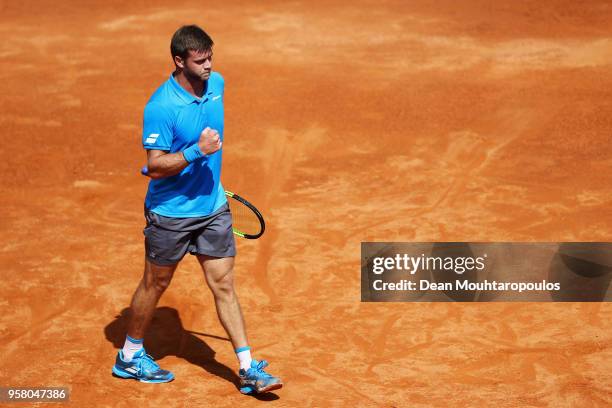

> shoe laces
[252,360,273,378]
[137,353,161,374]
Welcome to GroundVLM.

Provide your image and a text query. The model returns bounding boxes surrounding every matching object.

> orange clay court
[1,1,611,406]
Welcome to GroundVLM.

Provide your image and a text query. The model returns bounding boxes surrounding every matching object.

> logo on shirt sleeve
[145,133,160,144]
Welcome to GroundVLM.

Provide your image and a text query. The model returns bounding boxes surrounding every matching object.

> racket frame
[225,190,266,239]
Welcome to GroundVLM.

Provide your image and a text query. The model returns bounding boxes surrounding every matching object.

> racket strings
[229,199,262,235]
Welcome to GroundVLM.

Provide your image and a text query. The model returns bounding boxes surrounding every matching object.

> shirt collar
[169,73,212,104]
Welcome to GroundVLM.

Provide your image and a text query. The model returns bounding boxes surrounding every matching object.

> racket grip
[141,166,149,176]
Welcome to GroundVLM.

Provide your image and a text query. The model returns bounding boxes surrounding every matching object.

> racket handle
[141,166,149,176]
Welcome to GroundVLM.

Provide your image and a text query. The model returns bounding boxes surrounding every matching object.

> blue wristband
[183,144,205,163]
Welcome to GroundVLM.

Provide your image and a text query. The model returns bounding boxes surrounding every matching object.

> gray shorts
[143,203,236,266]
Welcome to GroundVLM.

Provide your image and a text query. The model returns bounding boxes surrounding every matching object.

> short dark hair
[170,25,214,60]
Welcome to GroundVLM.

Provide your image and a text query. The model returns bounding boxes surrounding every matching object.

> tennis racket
[224,190,265,239]
[140,166,265,239]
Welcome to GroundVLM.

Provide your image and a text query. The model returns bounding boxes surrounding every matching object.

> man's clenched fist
[198,127,222,155]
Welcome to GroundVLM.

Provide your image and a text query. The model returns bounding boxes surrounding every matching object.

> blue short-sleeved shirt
[142,72,227,218]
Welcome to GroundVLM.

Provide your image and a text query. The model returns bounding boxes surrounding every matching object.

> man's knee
[209,270,235,300]
[144,262,176,293]
[153,274,173,292]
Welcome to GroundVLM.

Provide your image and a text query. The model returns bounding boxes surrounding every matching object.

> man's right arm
[142,101,222,178]
[146,149,190,179]
[146,127,222,179]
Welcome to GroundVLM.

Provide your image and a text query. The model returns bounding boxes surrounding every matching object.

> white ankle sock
[122,335,144,362]
[236,346,252,371]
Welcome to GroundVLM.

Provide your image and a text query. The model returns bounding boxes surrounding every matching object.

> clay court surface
[1,0,612,406]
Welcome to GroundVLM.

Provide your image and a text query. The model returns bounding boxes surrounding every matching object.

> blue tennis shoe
[112,348,174,383]
[239,359,282,394]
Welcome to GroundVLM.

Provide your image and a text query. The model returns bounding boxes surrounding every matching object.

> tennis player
[111,25,282,394]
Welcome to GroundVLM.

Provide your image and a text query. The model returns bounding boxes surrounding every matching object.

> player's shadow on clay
[104,307,279,401]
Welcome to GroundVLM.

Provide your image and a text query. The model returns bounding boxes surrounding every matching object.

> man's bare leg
[197,255,248,349]
[127,258,178,339]
[197,254,283,393]
[113,258,177,383]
